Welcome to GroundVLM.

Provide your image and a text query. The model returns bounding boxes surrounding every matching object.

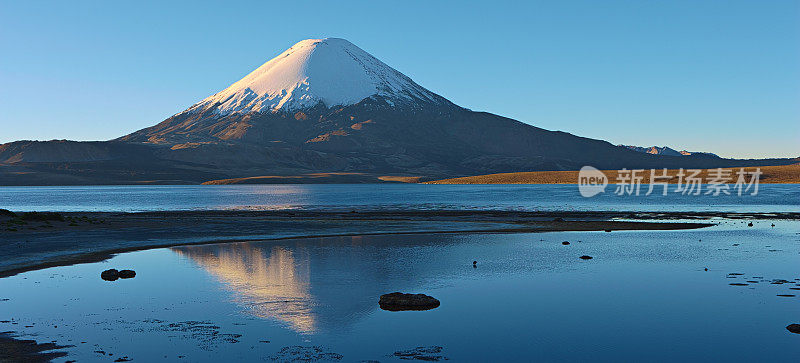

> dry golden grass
[377,175,422,183]
[427,164,800,184]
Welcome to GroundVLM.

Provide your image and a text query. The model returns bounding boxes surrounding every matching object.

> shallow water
[1,184,798,212]
[1,219,798,361]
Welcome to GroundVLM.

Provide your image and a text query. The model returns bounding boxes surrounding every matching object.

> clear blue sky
[1,0,798,158]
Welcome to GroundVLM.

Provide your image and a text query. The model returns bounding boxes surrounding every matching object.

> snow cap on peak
[187,37,440,115]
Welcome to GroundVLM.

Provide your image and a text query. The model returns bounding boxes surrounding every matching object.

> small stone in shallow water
[118,270,136,279]
[788,324,800,334]
[748,222,753,227]
[101,269,119,281]
[729,283,749,286]
[777,294,796,297]
[379,292,440,311]
[579,255,593,260]
[391,346,447,361]
[562,241,570,245]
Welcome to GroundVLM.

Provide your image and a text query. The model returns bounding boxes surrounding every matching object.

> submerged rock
[269,346,342,361]
[562,241,570,245]
[579,255,593,260]
[379,292,440,311]
[101,269,120,281]
[788,324,800,334]
[391,346,447,361]
[101,269,136,281]
[118,270,136,279]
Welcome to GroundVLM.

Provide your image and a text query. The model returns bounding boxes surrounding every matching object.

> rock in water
[787,324,800,334]
[379,292,440,311]
[101,269,119,281]
[392,346,447,361]
[579,255,593,260]
[118,270,136,279]
[562,241,570,245]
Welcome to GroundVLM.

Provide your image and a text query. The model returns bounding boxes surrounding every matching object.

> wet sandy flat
[0,209,732,278]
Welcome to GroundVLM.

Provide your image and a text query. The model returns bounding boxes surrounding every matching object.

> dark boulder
[562,241,570,245]
[101,269,119,281]
[379,292,440,311]
[118,270,136,279]
[787,324,800,334]
[579,255,593,260]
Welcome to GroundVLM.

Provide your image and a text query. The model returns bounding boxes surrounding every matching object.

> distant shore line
[426,165,800,184]
[3,209,777,279]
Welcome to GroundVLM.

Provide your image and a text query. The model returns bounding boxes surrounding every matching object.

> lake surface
[1,220,799,361]
[1,184,798,212]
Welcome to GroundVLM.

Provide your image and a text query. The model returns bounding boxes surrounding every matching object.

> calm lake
[1,184,799,212]
[1,184,799,361]
[1,221,799,361]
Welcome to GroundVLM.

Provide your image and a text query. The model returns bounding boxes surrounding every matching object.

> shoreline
[427,165,800,184]
[0,332,70,363]
[3,209,795,279]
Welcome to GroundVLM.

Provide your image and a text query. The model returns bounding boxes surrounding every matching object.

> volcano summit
[182,38,445,115]
[0,38,794,185]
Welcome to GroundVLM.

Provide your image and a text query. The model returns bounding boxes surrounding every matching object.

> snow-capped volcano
[185,38,443,115]
[3,33,794,185]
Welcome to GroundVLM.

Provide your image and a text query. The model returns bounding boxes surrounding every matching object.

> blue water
[1,184,798,212]
[1,221,799,361]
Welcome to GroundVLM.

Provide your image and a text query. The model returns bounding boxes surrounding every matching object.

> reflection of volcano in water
[171,235,456,335]
[172,244,317,333]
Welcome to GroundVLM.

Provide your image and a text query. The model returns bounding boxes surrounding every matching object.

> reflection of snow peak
[174,245,316,334]
[185,38,441,115]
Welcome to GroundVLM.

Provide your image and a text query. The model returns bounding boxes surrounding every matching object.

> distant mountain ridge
[1,38,796,185]
[620,145,720,158]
